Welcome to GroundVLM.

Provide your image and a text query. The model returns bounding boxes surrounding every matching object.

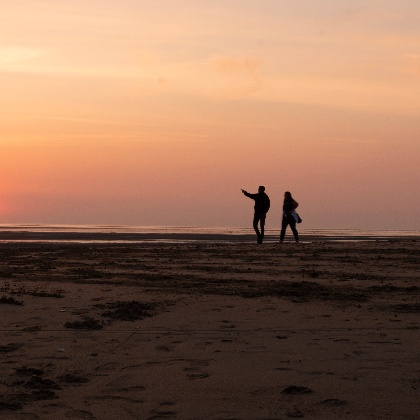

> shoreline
[1,230,419,243]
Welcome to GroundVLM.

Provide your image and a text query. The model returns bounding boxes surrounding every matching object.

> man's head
[258,186,265,193]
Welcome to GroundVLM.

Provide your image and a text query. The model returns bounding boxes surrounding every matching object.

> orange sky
[1,1,419,229]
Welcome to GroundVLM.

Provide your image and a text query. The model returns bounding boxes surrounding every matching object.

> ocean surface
[0,224,419,243]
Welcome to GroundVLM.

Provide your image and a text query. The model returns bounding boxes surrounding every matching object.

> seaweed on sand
[99,300,157,321]
[0,295,23,305]
[65,317,103,330]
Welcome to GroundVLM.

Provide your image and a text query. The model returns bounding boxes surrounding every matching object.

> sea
[0,224,419,243]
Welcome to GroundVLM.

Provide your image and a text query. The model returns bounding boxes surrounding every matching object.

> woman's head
[284,191,292,199]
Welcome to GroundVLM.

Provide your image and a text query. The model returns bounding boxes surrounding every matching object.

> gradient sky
[1,1,419,229]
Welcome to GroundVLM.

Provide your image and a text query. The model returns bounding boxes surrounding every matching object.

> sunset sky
[1,1,419,229]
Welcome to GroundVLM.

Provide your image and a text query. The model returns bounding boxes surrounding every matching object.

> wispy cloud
[210,56,263,99]
[400,53,420,77]
[0,46,44,65]
[212,56,262,73]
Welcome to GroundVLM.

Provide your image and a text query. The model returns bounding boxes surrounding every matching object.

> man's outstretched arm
[241,189,255,199]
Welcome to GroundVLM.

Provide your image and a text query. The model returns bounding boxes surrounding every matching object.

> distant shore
[1,229,419,243]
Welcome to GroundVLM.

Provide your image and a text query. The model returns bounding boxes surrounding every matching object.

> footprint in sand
[148,408,177,419]
[186,372,211,380]
[64,409,96,419]
[148,401,178,420]
[195,341,214,349]
[281,385,313,395]
[183,360,211,380]
[156,345,174,352]
[320,398,346,406]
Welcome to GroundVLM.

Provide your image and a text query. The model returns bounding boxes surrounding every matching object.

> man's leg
[253,213,261,242]
[260,214,266,242]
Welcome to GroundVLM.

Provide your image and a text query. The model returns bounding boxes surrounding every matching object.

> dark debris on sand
[1,368,61,412]
[233,281,370,303]
[22,376,61,391]
[282,385,313,395]
[65,317,103,330]
[57,373,89,384]
[0,343,21,353]
[0,398,23,411]
[98,300,157,321]
[18,389,59,402]
[388,303,420,313]
[0,295,23,305]
[15,366,44,376]
[29,290,64,298]
[320,398,347,406]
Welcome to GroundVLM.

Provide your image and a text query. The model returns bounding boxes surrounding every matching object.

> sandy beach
[0,239,419,419]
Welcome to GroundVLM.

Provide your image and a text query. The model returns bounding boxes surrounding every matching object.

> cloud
[213,56,262,73]
[211,56,264,99]
[0,46,44,64]
[401,53,420,76]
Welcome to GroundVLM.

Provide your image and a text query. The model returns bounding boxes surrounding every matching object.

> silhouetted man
[241,186,270,244]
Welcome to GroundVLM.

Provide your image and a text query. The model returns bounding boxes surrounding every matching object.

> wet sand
[0,240,419,419]
[1,229,419,242]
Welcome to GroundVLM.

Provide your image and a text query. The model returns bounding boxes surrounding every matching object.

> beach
[0,239,419,419]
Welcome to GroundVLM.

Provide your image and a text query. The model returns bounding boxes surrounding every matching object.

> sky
[1,0,419,230]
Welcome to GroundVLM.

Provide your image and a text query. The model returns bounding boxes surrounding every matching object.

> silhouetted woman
[279,191,299,243]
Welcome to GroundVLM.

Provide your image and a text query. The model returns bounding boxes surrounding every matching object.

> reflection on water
[0,224,419,243]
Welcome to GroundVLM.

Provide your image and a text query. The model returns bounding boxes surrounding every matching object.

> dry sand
[0,240,419,419]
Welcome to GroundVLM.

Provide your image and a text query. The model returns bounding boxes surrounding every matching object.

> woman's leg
[289,218,299,242]
[279,217,288,242]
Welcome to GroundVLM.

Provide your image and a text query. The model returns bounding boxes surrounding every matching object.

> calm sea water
[0,224,419,243]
